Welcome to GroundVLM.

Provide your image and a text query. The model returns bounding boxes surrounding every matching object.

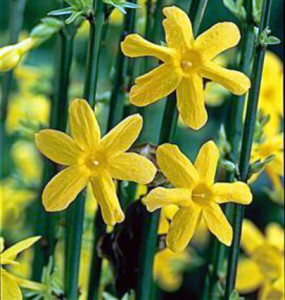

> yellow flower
[35,99,156,225]
[0,179,36,232]
[0,38,38,72]
[145,141,252,252]
[121,6,250,130]
[14,64,42,92]
[6,93,50,133]
[11,140,43,184]
[0,236,45,299]
[153,248,190,291]
[236,220,284,299]
[259,51,283,134]
[251,127,283,204]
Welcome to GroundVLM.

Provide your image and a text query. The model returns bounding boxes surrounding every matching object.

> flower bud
[0,38,37,72]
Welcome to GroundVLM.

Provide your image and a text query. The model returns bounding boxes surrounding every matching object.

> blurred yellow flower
[14,64,41,92]
[259,51,283,134]
[0,179,36,231]
[121,6,250,129]
[6,93,50,133]
[0,236,45,299]
[236,220,284,299]
[251,126,283,204]
[153,248,190,291]
[145,141,252,252]
[35,99,156,225]
[11,140,43,184]
[0,38,38,72]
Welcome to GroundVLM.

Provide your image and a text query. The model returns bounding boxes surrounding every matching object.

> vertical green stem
[224,0,272,297]
[0,0,27,178]
[107,2,137,130]
[135,2,208,299]
[83,0,105,108]
[32,25,76,281]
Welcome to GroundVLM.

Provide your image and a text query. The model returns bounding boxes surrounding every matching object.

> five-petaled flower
[35,99,156,225]
[121,6,251,130]
[145,141,252,252]
[0,236,45,300]
[236,220,284,299]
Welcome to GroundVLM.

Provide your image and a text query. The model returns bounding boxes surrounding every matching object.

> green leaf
[66,11,84,24]
[219,159,237,173]
[266,36,281,45]
[252,0,264,24]
[48,7,73,16]
[223,0,246,20]
[259,27,281,46]
[229,290,245,300]
[30,17,64,39]
[103,0,138,14]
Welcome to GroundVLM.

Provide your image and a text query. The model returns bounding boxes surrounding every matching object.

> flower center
[85,153,104,172]
[180,50,202,73]
[192,183,213,206]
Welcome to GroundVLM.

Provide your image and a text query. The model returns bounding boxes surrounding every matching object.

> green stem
[64,193,86,299]
[204,3,256,297]
[64,1,106,299]
[224,0,272,297]
[32,26,76,281]
[107,2,137,130]
[191,0,208,35]
[0,0,27,178]
[83,0,105,108]
[135,2,209,299]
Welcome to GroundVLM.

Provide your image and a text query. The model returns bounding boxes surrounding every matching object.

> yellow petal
[0,237,4,252]
[265,223,284,252]
[91,170,124,226]
[176,75,208,130]
[162,6,194,52]
[158,205,179,234]
[69,99,100,152]
[195,22,240,60]
[130,63,181,107]
[200,62,251,95]
[213,182,252,204]
[12,276,46,292]
[1,269,22,300]
[42,165,89,212]
[241,219,264,255]
[108,152,156,184]
[194,141,219,184]
[167,205,202,252]
[35,129,82,165]
[157,144,199,188]
[145,187,192,212]
[0,258,20,265]
[121,34,175,62]
[259,283,284,300]
[1,236,40,261]
[253,244,282,280]
[203,202,233,246]
[236,258,263,293]
[100,114,142,156]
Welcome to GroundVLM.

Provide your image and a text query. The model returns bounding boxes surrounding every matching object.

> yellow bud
[0,45,22,72]
[0,38,37,72]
